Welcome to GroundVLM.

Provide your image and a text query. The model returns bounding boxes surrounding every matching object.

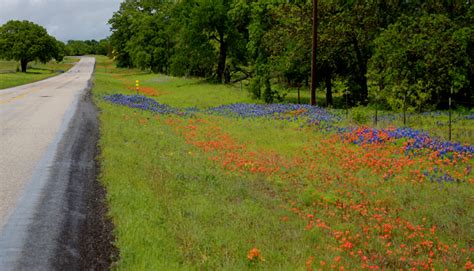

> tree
[0,20,62,72]
[369,14,472,123]
[126,3,174,73]
[169,0,216,77]
[171,0,250,82]
[66,39,110,56]
[105,0,473,109]
[264,1,311,103]
[247,0,281,102]
[97,38,112,56]
[109,0,139,68]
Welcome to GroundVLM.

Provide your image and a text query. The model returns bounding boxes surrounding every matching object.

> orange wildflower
[247,247,264,262]
[306,256,314,271]
[341,241,354,250]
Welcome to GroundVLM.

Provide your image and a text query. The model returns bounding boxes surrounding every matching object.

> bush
[351,106,369,124]
[249,77,262,99]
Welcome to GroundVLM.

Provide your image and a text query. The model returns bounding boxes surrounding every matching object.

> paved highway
[0,57,107,269]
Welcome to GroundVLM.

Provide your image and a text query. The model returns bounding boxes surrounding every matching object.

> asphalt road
[0,57,114,270]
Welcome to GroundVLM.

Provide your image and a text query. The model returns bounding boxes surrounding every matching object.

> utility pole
[310,0,318,105]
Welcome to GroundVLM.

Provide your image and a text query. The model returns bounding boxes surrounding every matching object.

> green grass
[93,56,473,270]
[98,106,317,270]
[0,57,79,89]
[94,56,316,270]
[95,59,253,109]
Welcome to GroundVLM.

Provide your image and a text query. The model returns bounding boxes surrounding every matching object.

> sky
[0,0,122,42]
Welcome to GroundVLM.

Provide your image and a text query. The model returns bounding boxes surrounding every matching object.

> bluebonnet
[103,94,191,116]
[103,94,473,158]
[339,126,474,158]
[207,103,341,126]
[423,167,465,183]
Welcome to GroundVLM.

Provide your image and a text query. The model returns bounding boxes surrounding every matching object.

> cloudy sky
[0,0,122,42]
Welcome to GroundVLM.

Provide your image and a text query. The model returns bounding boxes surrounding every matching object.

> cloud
[0,0,122,41]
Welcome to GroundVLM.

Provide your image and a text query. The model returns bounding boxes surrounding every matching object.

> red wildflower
[341,241,354,250]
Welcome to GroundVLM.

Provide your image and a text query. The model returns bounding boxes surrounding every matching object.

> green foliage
[66,39,110,56]
[369,14,472,113]
[249,75,262,99]
[107,0,474,108]
[0,20,63,72]
[350,106,369,124]
[109,0,250,82]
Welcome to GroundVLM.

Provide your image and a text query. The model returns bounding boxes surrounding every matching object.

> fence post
[448,87,452,141]
[345,89,349,118]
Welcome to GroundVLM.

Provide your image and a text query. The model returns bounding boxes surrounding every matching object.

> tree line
[65,39,111,56]
[109,0,473,111]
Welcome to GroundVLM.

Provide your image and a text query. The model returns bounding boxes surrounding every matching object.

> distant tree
[66,40,107,56]
[97,38,112,57]
[66,40,87,55]
[0,20,62,72]
[55,40,66,62]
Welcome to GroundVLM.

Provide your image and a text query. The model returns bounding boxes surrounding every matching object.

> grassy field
[93,56,473,270]
[0,57,79,89]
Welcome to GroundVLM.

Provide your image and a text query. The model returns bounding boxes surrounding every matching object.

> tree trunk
[352,37,368,105]
[216,36,227,83]
[21,59,28,73]
[325,73,333,107]
[466,68,473,107]
[310,0,318,105]
[403,90,407,126]
[224,66,231,84]
[358,71,368,104]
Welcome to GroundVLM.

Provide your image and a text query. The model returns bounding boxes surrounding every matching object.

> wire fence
[366,99,474,145]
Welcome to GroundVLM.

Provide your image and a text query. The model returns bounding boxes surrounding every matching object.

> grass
[0,57,79,89]
[94,57,315,269]
[93,55,473,270]
[95,60,253,108]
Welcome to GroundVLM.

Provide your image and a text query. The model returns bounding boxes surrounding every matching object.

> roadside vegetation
[93,56,473,270]
[97,1,472,270]
[0,57,78,90]
[109,1,473,111]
